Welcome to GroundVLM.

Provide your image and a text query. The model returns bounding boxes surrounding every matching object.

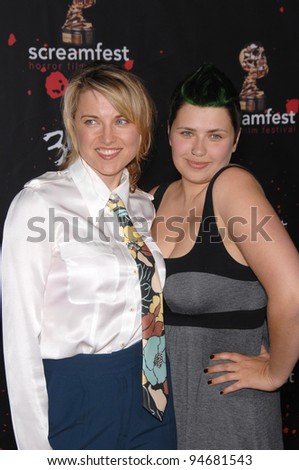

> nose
[191,136,206,157]
[100,124,116,145]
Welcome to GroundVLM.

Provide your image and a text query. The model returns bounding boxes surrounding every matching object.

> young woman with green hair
[151,63,299,449]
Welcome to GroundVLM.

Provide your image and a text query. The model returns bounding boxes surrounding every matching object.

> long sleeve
[2,188,53,449]
[1,161,165,449]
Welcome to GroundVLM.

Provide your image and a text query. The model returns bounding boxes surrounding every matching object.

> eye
[84,118,97,126]
[180,130,193,137]
[210,133,222,140]
[116,117,129,125]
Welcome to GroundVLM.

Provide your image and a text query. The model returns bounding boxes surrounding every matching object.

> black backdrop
[0,0,298,450]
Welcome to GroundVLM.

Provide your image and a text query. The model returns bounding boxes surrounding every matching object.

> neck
[177,177,209,207]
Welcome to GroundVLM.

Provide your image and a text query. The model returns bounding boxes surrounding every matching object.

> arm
[207,167,299,393]
[2,188,53,449]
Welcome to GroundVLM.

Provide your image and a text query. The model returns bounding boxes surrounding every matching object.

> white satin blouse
[2,157,165,449]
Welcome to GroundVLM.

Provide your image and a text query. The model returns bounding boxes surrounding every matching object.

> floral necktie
[107,193,168,421]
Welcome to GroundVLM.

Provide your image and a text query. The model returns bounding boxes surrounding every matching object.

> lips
[187,160,209,169]
[95,148,121,160]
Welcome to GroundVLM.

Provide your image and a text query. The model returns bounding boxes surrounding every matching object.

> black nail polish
[220,391,223,395]
[210,354,215,359]
[204,368,208,373]
[207,380,212,385]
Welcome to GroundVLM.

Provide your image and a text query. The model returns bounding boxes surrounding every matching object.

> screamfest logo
[27,0,131,99]
[239,42,297,136]
[62,0,96,46]
[239,42,269,113]
[23,0,132,160]
[28,42,131,83]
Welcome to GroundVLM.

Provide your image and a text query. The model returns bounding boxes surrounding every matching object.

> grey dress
[153,166,283,450]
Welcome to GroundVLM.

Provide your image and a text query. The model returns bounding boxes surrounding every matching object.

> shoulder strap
[204,164,252,213]
[152,181,173,211]
[210,163,250,190]
[201,164,251,236]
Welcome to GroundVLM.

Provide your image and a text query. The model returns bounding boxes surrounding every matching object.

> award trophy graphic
[239,42,269,112]
[62,0,96,46]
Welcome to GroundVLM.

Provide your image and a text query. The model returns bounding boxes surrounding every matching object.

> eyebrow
[80,114,98,119]
[79,113,125,119]
[176,126,229,133]
[176,126,196,131]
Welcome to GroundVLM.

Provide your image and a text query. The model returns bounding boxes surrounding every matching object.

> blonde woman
[2,62,176,450]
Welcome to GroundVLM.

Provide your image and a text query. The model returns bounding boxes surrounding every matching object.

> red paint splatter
[283,427,289,434]
[8,33,16,46]
[27,90,32,96]
[45,71,68,99]
[291,429,297,435]
[40,44,49,58]
[280,7,284,13]
[286,98,299,114]
[160,50,164,54]
[124,59,134,71]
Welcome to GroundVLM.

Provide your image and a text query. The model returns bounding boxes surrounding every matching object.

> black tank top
[153,165,267,329]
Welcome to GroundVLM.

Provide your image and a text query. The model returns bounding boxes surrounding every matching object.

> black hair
[168,63,241,140]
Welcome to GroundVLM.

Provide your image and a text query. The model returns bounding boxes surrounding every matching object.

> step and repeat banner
[0,0,298,450]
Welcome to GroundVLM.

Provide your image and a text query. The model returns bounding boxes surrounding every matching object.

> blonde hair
[60,61,156,191]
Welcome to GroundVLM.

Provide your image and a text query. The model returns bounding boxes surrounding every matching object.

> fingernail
[210,354,215,359]
[204,368,208,373]
[220,391,223,395]
[207,380,212,385]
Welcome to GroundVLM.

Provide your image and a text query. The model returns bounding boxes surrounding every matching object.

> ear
[167,123,172,146]
[232,129,241,152]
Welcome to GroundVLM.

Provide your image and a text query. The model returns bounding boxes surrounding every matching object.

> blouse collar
[68,157,130,219]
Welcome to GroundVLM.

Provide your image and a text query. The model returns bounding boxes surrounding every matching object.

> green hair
[169,63,241,139]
